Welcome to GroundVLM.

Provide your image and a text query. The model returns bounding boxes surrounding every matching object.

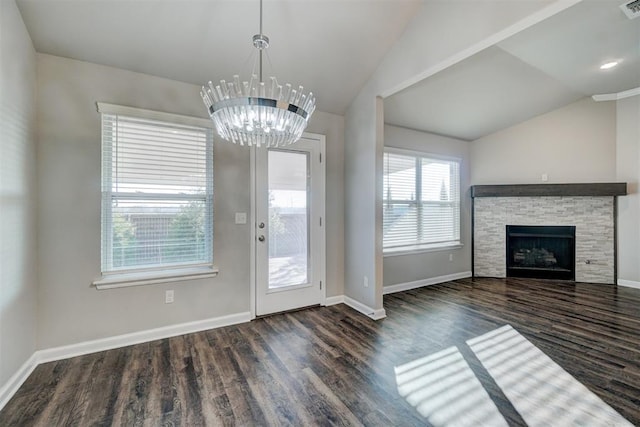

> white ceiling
[385,0,640,141]
[16,0,422,115]
[15,0,640,140]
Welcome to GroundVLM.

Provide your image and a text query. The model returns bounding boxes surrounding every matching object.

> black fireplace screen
[506,225,575,280]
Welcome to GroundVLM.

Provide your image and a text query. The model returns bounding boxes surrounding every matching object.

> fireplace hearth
[506,225,575,280]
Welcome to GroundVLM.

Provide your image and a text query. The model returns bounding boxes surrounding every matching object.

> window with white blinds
[383,149,460,252]
[100,111,214,274]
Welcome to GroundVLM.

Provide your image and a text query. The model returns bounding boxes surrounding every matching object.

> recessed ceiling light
[600,61,619,70]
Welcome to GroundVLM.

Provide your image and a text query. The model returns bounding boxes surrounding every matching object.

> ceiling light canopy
[201,0,316,147]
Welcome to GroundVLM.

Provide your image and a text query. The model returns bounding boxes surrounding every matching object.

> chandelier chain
[259,0,263,82]
[259,0,263,38]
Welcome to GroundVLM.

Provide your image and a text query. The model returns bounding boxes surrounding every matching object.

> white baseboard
[37,311,251,364]
[383,271,472,295]
[0,311,251,411]
[324,295,345,306]
[369,308,387,320]
[618,279,640,290]
[343,296,387,320]
[0,353,39,411]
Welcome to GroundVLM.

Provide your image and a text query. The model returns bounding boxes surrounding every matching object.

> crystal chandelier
[201,0,316,147]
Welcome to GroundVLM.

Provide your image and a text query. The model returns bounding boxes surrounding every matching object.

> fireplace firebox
[506,225,575,280]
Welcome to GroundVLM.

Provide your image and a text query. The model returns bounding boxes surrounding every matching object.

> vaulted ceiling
[16,0,422,115]
[384,0,640,141]
[16,0,640,141]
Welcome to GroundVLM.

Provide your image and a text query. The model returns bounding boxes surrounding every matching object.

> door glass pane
[268,150,310,288]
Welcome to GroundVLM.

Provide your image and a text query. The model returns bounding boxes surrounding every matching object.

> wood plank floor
[2,277,639,426]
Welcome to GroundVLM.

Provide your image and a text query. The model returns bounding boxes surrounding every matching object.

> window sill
[384,243,463,258]
[93,266,219,290]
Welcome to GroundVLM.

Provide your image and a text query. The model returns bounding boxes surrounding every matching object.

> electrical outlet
[449,253,453,262]
[541,173,548,182]
[165,290,174,304]
[363,276,369,288]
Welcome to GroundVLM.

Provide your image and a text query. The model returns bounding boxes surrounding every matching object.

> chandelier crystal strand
[200,0,315,147]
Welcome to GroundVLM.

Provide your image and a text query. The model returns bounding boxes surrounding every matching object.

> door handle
[258,235,265,242]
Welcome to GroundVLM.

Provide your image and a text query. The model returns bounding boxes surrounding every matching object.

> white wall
[345,0,561,312]
[383,126,471,287]
[616,95,640,284]
[36,54,345,349]
[0,0,38,387]
[470,97,617,184]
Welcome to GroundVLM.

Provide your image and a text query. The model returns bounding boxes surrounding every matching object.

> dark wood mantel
[471,183,627,198]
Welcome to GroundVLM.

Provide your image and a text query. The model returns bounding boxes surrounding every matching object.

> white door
[254,134,325,316]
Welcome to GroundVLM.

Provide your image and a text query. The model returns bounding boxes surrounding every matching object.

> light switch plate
[235,212,247,224]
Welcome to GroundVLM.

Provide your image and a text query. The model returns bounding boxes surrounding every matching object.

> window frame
[93,103,217,289]
[383,147,462,256]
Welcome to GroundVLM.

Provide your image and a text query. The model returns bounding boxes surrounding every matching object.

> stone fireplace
[471,184,627,284]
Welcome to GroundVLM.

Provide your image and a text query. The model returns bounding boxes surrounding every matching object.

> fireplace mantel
[471,183,627,198]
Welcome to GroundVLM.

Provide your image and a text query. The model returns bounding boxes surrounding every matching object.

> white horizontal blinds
[383,151,460,250]
[421,159,460,245]
[383,153,419,248]
[101,113,213,273]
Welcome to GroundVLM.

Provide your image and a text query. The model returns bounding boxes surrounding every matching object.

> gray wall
[36,54,345,349]
[616,96,640,284]
[0,0,38,387]
[344,0,557,311]
[345,95,381,309]
[470,97,617,184]
[383,125,471,287]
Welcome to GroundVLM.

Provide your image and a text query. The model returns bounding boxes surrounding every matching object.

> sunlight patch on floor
[395,324,633,427]
[467,325,633,427]
[394,346,508,426]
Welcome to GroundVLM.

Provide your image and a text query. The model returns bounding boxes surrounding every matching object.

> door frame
[249,132,326,319]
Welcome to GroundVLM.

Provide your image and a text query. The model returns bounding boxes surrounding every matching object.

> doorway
[252,134,326,316]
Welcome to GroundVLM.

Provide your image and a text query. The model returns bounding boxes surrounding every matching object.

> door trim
[249,132,326,319]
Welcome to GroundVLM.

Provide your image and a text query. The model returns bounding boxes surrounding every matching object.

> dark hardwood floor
[2,277,639,426]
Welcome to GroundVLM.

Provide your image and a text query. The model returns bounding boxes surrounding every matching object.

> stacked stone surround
[474,196,614,284]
